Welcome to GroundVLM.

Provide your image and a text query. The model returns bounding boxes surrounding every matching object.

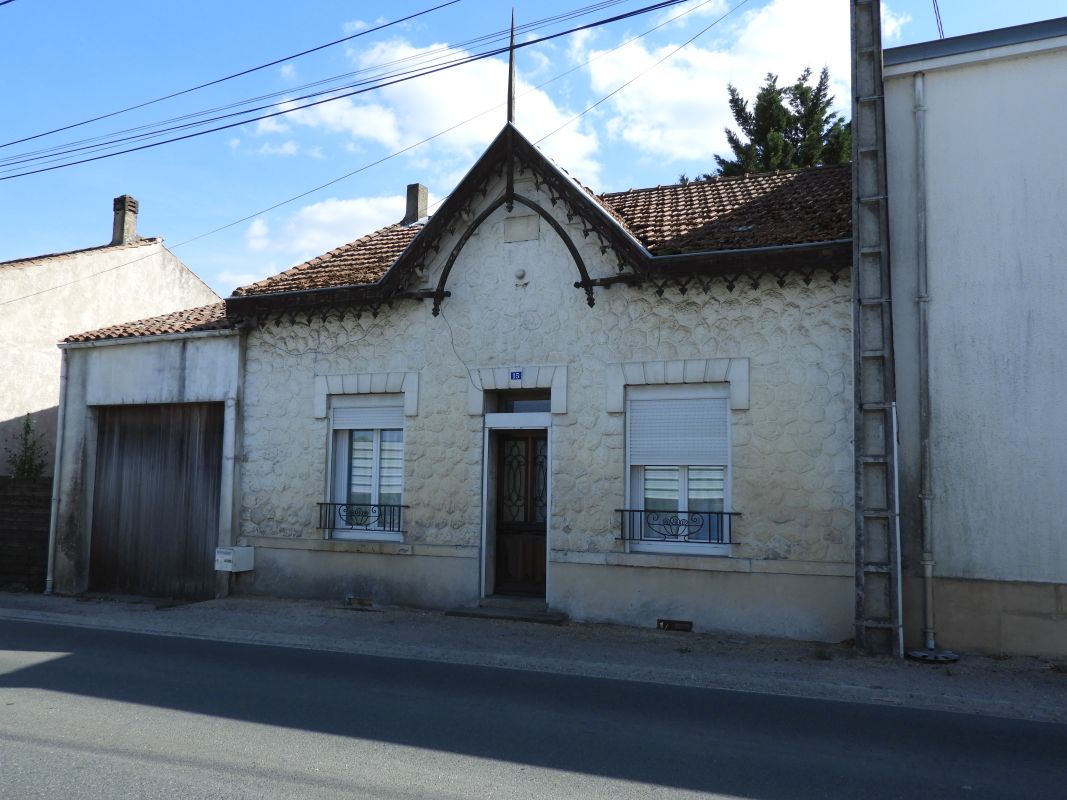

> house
[0,196,220,475]
[884,18,1067,657]
[49,126,857,641]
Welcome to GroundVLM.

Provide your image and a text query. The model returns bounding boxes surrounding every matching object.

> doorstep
[445,596,568,625]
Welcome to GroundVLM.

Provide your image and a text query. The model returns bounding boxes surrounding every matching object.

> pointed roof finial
[507,9,516,125]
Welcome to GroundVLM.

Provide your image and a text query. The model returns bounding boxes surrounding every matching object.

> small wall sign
[510,370,523,381]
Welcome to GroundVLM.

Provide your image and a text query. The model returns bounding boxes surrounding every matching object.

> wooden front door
[495,432,547,596]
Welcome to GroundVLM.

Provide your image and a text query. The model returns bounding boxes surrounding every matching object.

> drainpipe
[914,72,939,653]
[44,348,69,594]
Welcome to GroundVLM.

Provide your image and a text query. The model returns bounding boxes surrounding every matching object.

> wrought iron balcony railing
[616,509,740,545]
[317,503,409,534]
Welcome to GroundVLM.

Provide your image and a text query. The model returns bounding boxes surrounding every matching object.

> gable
[225,125,851,322]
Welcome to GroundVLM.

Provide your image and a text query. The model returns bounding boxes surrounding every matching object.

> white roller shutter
[627,397,728,465]
[331,404,404,430]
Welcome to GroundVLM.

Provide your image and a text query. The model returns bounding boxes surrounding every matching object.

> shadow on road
[2,620,1064,798]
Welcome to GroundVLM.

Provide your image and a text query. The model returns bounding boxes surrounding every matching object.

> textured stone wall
[239,174,854,568]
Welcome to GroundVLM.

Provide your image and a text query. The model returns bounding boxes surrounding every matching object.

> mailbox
[214,546,254,572]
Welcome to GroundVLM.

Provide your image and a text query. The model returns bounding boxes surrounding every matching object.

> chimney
[111,195,140,245]
[401,183,428,225]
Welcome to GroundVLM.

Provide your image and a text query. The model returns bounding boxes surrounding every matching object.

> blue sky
[1,0,1062,297]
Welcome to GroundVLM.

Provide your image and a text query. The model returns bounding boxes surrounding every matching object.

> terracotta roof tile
[598,163,851,254]
[232,224,421,297]
[65,303,233,343]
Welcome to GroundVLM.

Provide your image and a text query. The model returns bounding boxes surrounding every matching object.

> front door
[495,432,547,596]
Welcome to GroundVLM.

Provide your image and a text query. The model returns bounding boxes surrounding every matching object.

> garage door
[89,403,223,599]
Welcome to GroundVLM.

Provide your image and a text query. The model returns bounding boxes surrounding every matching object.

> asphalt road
[1,620,1064,799]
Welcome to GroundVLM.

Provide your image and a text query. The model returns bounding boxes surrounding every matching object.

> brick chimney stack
[111,195,140,245]
[401,183,428,225]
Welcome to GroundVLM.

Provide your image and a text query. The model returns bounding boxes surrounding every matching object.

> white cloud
[306,145,325,160]
[581,0,852,167]
[228,137,240,150]
[246,218,270,252]
[343,19,368,35]
[258,140,299,157]
[882,3,912,41]
[285,39,602,185]
[219,266,277,291]
[245,193,433,259]
[279,63,297,80]
[255,116,290,135]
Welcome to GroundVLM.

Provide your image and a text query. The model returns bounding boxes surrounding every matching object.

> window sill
[329,529,404,543]
[629,542,731,557]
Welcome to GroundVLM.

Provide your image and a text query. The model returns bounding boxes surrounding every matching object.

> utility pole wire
[0,1,632,168]
[0,1,462,150]
[0,0,713,306]
[0,0,689,180]
[932,0,945,39]
[537,0,751,144]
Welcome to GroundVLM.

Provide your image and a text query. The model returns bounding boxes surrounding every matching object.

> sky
[1,0,1063,297]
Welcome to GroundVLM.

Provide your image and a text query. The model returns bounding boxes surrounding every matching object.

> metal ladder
[851,0,900,655]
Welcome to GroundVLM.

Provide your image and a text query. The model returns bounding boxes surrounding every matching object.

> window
[624,384,732,554]
[324,395,406,539]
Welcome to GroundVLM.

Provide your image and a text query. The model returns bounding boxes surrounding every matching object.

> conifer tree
[708,67,851,178]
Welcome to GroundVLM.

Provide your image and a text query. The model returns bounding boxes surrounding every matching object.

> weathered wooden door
[494,432,547,596]
[89,403,223,600]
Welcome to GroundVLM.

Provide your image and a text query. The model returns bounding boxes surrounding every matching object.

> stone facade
[234,173,855,640]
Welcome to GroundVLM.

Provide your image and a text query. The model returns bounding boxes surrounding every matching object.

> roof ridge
[599,162,851,198]
[0,237,163,269]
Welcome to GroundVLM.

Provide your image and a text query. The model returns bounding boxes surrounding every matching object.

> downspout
[914,72,938,652]
[44,348,69,594]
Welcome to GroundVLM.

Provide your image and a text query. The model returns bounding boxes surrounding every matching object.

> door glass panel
[532,438,548,523]
[501,439,528,523]
[643,466,679,512]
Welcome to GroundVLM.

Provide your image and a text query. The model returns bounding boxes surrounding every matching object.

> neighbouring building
[884,17,1067,656]
[0,196,219,474]
[50,127,857,641]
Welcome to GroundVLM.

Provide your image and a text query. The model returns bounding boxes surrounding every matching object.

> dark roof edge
[884,16,1067,67]
[0,237,162,268]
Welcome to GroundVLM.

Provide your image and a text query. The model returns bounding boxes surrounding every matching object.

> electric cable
[0,1,462,150]
[536,0,751,144]
[0,0,690,180]
[0,0,724,305]
[932,0,945,39]
[0,0,634,167]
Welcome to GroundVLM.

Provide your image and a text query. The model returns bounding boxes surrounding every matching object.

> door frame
[480,412,552,600]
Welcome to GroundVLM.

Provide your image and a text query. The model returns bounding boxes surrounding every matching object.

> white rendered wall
[235,171,855,638]
[0,241,219,472]
[886,41,1067,583]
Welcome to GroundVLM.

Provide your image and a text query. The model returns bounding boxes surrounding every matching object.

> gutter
[44,348,69,594]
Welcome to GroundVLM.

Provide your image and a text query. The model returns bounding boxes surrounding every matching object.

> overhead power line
[0,0,635,171]
[932,0,945,39]
[0,1,462,150]
[0,0,690,180]
[537,0,750,144]
[1,0,729,306]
